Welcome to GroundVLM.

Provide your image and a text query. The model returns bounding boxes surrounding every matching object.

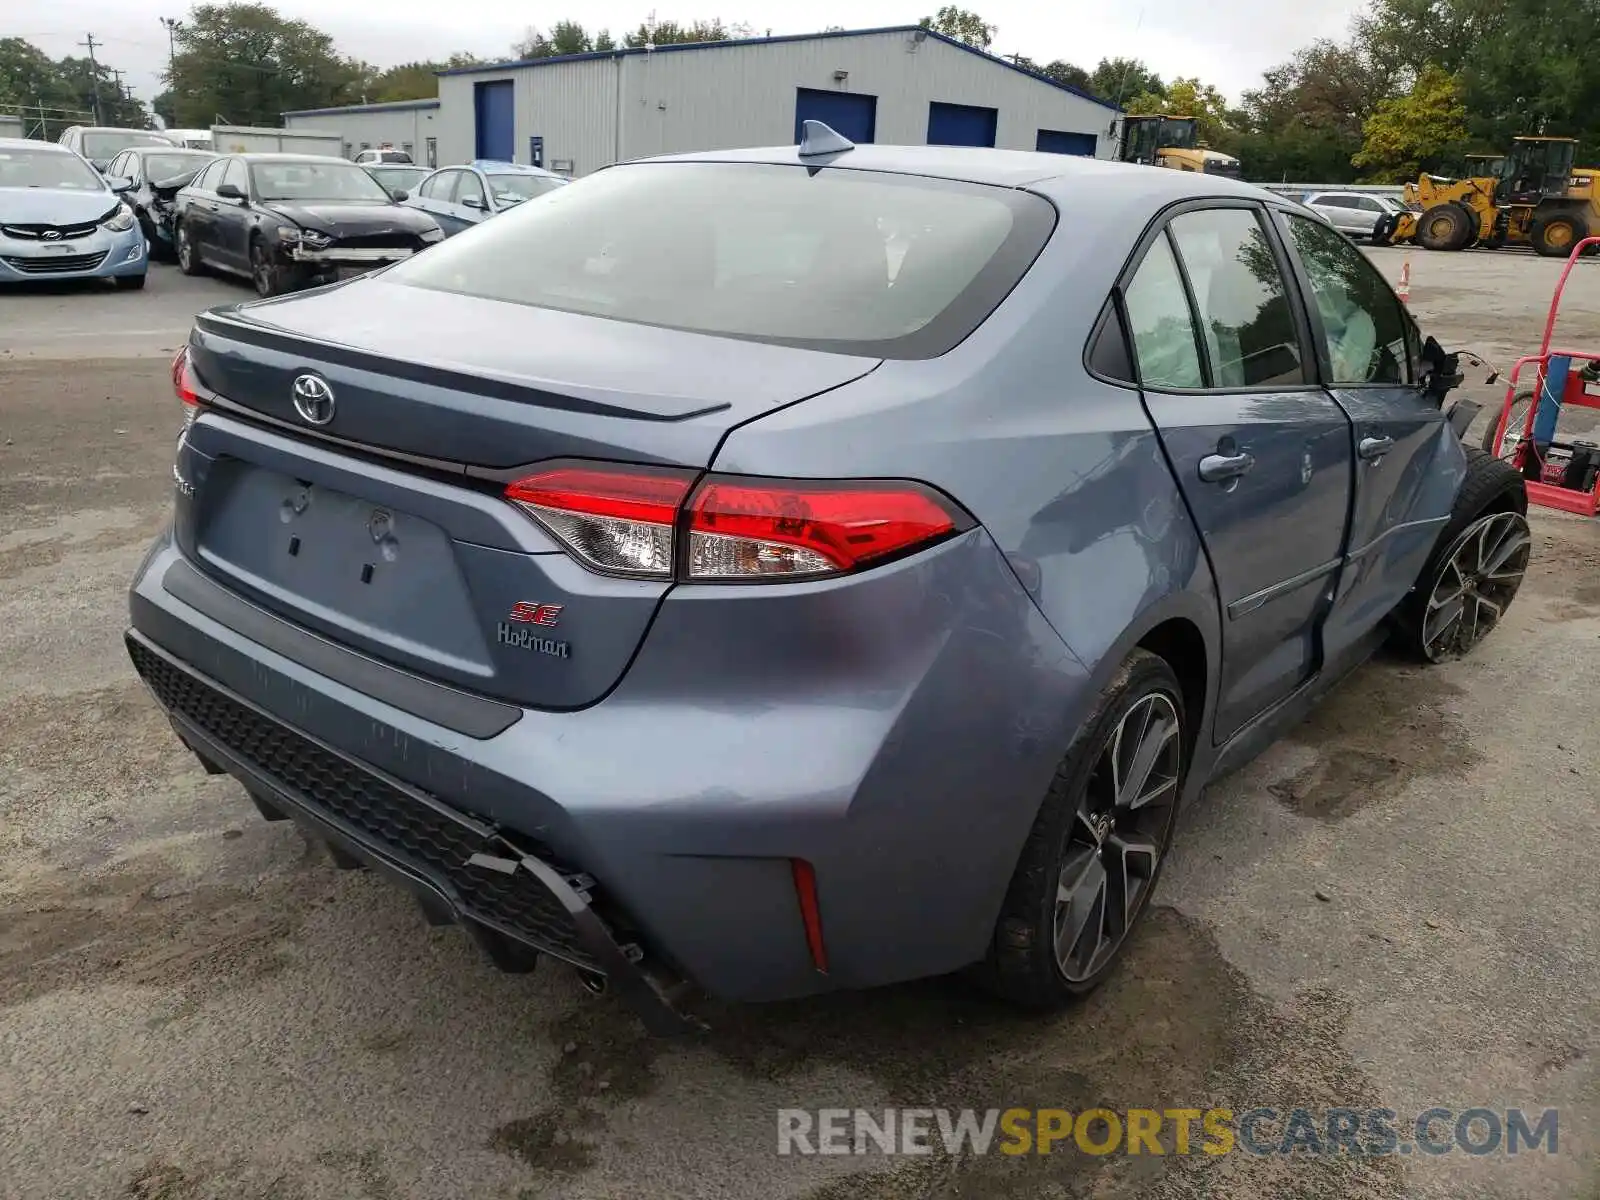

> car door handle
[1198,451,1256,483]
[1358,435,1395,461]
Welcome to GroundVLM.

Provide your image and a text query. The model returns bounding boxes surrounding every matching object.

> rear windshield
[385,161,1057,357]
[83,130,173,158]
[142,152,213,182]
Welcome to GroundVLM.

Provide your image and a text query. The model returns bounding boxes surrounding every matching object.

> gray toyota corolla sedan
[127,125,1529,1032]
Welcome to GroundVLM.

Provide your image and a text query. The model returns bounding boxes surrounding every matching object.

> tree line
[4,0,1597,182]
[922,1,1600,183]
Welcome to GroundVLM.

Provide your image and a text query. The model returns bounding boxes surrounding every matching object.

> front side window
[457,172,488,208]
[1168,208,1306,388]
[222,159,249,195]
[386,161,1056,358]
[1283,214,1410,385]
[1123,233,1204,389]
[192,160,224,192]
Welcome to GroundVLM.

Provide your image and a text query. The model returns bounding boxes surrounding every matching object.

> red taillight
[502,462,968,582]
[172,346,206,423]
[685,477,960,579]
[505,463,695,578]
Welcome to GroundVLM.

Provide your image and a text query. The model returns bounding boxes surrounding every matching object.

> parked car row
[3,131,574,297]
[0,138,150,288]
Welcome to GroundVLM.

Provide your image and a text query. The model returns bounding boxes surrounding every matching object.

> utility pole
[159,18,181,83]
[79,33,104,124]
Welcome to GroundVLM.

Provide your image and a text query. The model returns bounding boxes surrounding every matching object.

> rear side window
[1283,215,1410,385]
[1123,233,1204,389]
[386,161,1057,358]
[1168,208,1306,388]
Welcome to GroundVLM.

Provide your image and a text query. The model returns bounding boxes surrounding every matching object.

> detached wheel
[979,648,1186,1006]
[1532,212,1586,258]
[1481,390,1536,459]
[175,222,205,276]
[1395,448,1530,663]
[1416,203,1474,251]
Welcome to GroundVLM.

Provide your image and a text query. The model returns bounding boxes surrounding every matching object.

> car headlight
[419,226,445,243]
[299,229,333,249]
[100,204,135,233]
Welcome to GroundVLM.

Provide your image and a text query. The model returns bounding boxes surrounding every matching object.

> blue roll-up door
[927,102,997,147]
[1036,129,1098,156]
[474,80,514,162]
[794,88,877,144]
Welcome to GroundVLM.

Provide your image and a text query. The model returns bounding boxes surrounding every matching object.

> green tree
[1353,64,1468,180]
[623,19,733,48]
[1090,57,1164,106]
[1356,0,1600,150]
[167,3,365,127]
[1160,77,1234,146]
[514,21,594,59]
[918,6,996,49]
[594,29,618,51]
[0,37,147,134]
[1006,55,1093,92]
[1232,39,1394,181]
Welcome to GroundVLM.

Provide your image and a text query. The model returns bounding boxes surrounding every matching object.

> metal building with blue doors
[429,25,1119,177]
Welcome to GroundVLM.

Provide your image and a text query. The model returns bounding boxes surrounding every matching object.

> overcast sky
[17,0,1368,107]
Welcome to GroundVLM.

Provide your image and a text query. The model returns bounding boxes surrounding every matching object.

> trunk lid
[178,280,879,711]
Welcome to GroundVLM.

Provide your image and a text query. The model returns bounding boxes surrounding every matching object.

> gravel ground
[0,254,1596,1200]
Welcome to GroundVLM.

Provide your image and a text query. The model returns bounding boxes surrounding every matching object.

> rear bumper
[127,526,1091,1019]
[128,629,699,1035]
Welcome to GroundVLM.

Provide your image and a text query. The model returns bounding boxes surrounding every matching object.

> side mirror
[107,176,135,193]
[392,189,409,202]
[215,182,247,202]
[462,195,487,211]
[1419,335,1463,406]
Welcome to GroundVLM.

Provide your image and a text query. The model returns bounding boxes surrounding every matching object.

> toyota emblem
[42,230,62,241]
[291,374,335,425]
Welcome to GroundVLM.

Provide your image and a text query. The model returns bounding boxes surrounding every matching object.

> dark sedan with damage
[170,152,444,297]
[101,145,218,259]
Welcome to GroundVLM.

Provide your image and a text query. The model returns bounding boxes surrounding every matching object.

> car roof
[225,153,363,163]
[122,145,214,155]
[0,137,75,154]
[469,160,560,176]
[631,142,1275,207]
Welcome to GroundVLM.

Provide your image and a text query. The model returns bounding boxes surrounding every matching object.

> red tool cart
[1486,236,1600,516]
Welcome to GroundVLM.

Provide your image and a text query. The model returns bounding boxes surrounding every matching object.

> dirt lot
[1,253,1597,1200]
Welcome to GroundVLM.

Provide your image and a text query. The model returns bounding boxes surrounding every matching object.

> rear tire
[977,648,1187,1008]
[1416,203,1474,251]
[1393,448,1530,663]
[1532,212,1586,258]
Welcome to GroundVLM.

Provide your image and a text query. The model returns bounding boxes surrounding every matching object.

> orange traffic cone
[1397,257,1411,305]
